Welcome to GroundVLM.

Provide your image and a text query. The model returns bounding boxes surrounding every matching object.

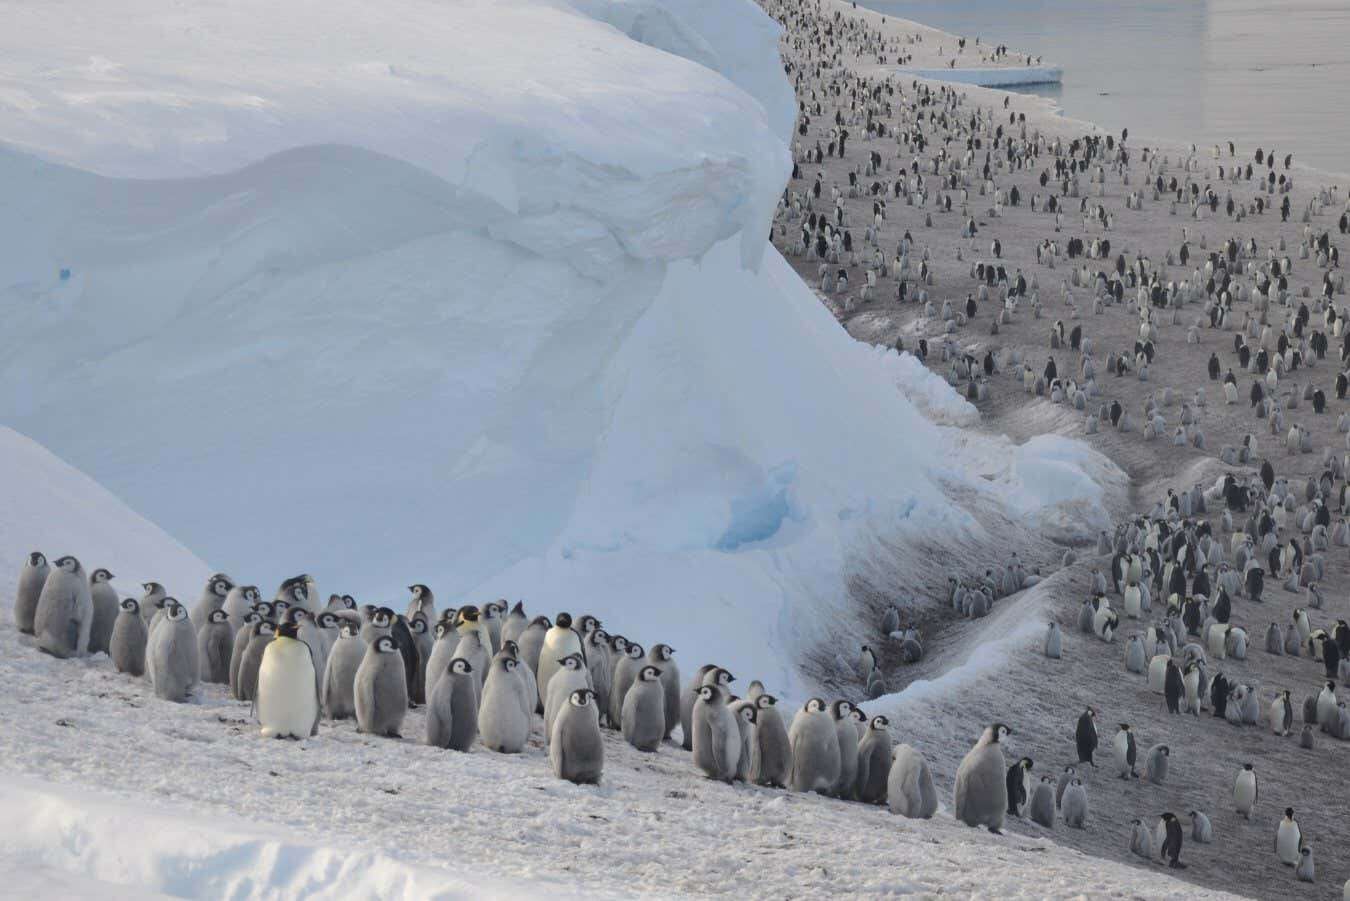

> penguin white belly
[1235,774,1257,813]
[1147,655,1169,693]
[1276,822,1301,865]
[257,639,318,739]
[1124,585,1142,618]
[1207,624,1228,659]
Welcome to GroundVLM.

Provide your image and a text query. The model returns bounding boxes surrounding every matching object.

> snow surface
[895,66,1064,87]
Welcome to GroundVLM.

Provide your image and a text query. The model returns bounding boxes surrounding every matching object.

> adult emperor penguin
[1270,689,1294,736]
[1125,635,1146,673]
[478,652,529,753]
[1027,775,1055,828]
[621,665,666,752]
[751,693,791,788]
[1075,707,1098,766]
[1061,778,1088,828]
[954,723,1012,833]
[1164,660,1183,714]
[646,643,681,740]
[34,555,92,658]
[190,573,234,630]
[789,698,841,794]
[1234,763,1259,818]
[87,568,119,655]
[427,657,478,751]
[109,597,148,676]
[538,612,586,703]
[354,634,409,737]
[13,551,49,635]
[256,621,320,739]
[1159,812,1186,868]
[147,599,199,702]
[888,744,938,819]
[1296,846,1315,882]
[1113,724,1138,779]
[1277,808,1303,865]
[1006,758,1032,816]
[610,640,645,729]
[322,621,364,719]
[832,700,860,798]
[197,608,234,684]
[692,683,740,783]
[551,688,604,784]
[855,715,892,804]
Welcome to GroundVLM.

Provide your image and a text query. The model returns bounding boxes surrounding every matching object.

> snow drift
[0,0,1117,695]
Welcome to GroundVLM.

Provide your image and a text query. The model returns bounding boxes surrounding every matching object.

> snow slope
[0,0,1115,697]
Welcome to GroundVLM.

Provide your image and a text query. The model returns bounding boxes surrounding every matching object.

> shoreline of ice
[892,65,1062,87]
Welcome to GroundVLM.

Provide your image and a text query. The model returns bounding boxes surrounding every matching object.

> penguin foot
[987,827,1003,835]
[1168,861,1187,870]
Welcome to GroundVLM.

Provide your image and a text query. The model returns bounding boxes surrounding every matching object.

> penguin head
[501,640,520,658]
[119,597,139,614]
[850,707,867,726]
[255,601,275,620]
[243,587,260,604]
[54,556,81,574]
[1118,723,1130,732]
[27,551,45,567]
[410,616,430,635]
[243,611,261,627]
[163,600,186,622]
[607,634,627,654]
[756,694,778,710]
[652,643,674,662]
[714,668,734,687]
[408,584,430,601]
[1284,807,1294,819]
[1242,762,1254,771]
[626,642,645,659]
[483,600,505,620]
[317,612,339,630]
[568,688,595,708]
[869,715,889,731]
[696,684,721,704]
[577,614,600,634]
[739,705,757,725]
[1157,745,1170,757]
[510,600,525,616]
[638,666,661,682]
[273,600,291,618]
[92,568,114,583]
[449,657,472,675]
[211,577,231,597]
[558,653,584,672]
[208,609,229,625]
[277,622,299,640]
[373,635,397,654]
[371,608,393,628]
[588,628,609,647]
[831,700,853,721]
[340,622,359,638]
[338,594,355,609]
[990,723,1012,743]
[555,612,574,629]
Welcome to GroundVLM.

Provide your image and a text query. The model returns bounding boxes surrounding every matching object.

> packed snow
[895,66,1064,87]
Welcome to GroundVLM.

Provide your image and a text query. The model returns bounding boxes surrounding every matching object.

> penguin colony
[13,561,960,817]
[760,0,1350,893]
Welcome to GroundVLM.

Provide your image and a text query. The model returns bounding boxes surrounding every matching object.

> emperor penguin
[1027,775,1056,828]
[537,612,585,702]
[222,584,260,633]
[550,688,604,785]
[354,634,409,737]
[139,581,167,627]
[1270,689,1294,735]
[1055,765,1075,808]
[147,599,199,702]
[236,620,276,702]
[954,723,1012,833]
[692,683,740,783]
[1300,723,1316,748]
[751,694,791,788]
[585,629,613,724]
[831,700,860,798]
[855,715,892,804]
[478,653,529,753]
[610,640,645,729]
[405,584,435,623]
[1296,846,1315,882]
[1061,778,1088,828]
[190,574,234,630]
[544,653,591,744]
[1130,818,1153,859]
[1190,810,1213,843]
[1164,660,1183,714]
[481,600,505,655]
[516,615,552,687]
[728,699,757,782]
[359,605,393,644]
[1144,744,1169,783]
[1007,758,1032,815]
[228,611,261,697]
[423,619,461,699]
[1125,635,1146,673]
[888,744,938,819]
[256,621,320,739]
[1159,812,1186,868]
[500,601,528,646]
[646,643,681,739]
[1075,707,1098,766]
[683,666,734,751]
[408,615,434,703]
[452,609,489,697]
[788,698,841,794]
[859,645,876,683]
[13,551,49,635]
[1317,681,1338,727]
[34,555,92,658]
[322,621,364,719]
[1044,622,1062,658]
[1265,621,1285,654]
[197,608,234,684]
[427,657,479,751]
[1234,763,1259,818]
[621,665,666,752]
[1113,724,1138,779]
[499,640,535,723]
[87,568,119,655]
[1277,808,1303,865]
[1148,652,1170,692]
[109,597,148,676]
